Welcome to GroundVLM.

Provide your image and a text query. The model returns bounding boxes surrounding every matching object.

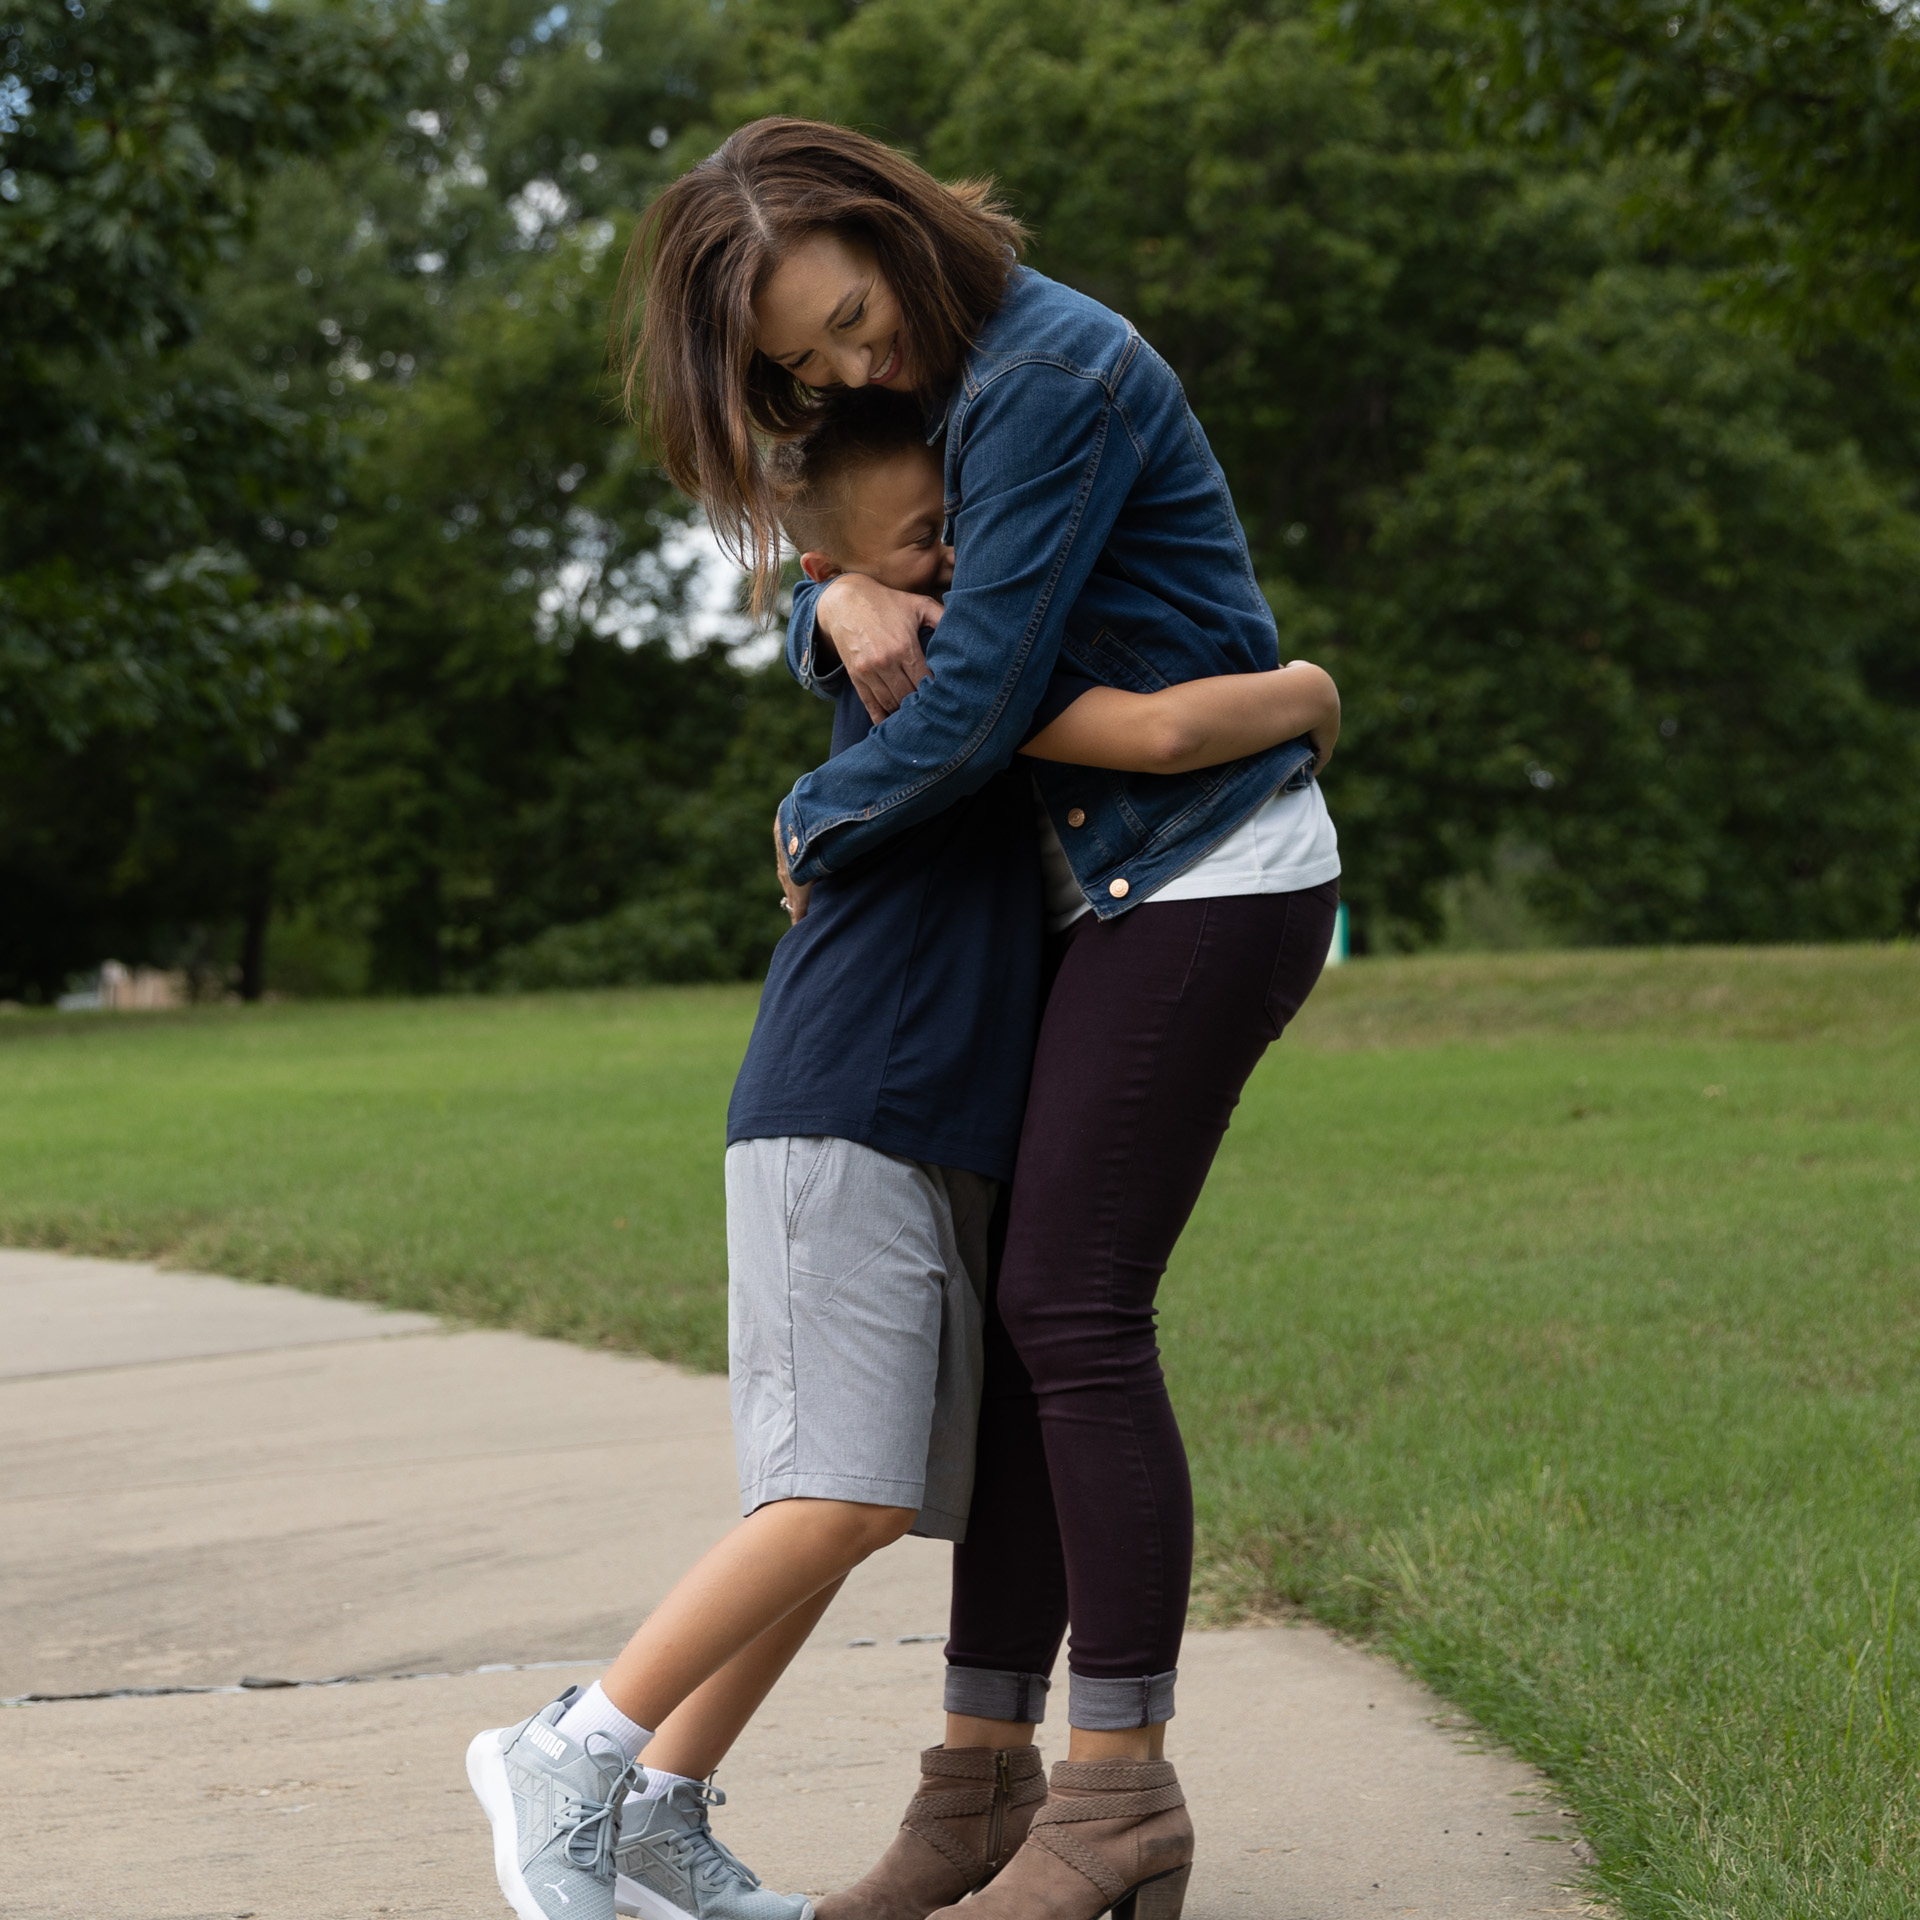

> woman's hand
[815,573,942,724]
[774,812,813,925]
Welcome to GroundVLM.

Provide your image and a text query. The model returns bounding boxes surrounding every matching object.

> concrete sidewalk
[0,1250,1595,1918]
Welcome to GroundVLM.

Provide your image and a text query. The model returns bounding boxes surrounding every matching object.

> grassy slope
[4,945,1918,1915]
[0,987,755,1365]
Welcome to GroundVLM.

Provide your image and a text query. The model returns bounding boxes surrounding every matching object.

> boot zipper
[987,1748,1011,1868]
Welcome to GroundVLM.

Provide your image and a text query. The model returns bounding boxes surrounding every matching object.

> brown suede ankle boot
[925,1757,1193,1920]
[813,1744,1047,1920]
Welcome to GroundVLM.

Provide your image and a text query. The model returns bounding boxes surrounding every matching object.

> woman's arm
[779,362,1142,884]
[1022,662,1340,776]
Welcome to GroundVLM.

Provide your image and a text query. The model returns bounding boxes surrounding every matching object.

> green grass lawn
[5,945,1918,1917]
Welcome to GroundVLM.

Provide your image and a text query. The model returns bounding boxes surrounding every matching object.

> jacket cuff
[786,579,844,697]
[776,792,816,884]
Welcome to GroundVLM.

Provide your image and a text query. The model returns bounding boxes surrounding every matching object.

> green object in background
[1326,901,1350,966]
[2,944,1919,1916]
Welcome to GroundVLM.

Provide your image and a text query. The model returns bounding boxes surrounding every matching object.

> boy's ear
[799,552,842,584]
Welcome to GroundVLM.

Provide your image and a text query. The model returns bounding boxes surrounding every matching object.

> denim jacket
[779,268,1314,917]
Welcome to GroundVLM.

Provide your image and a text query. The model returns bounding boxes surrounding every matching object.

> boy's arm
[1021,662,1340,777]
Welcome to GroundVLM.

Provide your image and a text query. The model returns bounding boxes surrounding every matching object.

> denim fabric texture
[1069,1672,1179,1732]
[942,1666,1053,1726]
[780,268,1315,913]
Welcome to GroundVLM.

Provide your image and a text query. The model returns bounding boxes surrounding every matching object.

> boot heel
[1111,1864,1190,1920]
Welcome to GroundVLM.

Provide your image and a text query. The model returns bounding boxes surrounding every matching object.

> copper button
[1108,877,1130,899]
[787,834,799,856]
[1067,807,1086,828]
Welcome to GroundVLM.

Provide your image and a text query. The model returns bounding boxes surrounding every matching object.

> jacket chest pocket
[1060,626,1169,695]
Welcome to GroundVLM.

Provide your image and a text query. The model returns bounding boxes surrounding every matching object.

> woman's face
[754,231,914,392]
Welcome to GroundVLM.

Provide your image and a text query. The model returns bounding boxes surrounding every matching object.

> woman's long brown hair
[614,118,1026,614]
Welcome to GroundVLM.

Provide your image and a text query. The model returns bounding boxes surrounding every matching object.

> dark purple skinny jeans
[946,881,1339,1726]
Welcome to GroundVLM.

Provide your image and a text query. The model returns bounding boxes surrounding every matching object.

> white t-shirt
[1035,779,1341,932]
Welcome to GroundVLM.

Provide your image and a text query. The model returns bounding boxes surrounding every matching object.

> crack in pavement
[3,1654,611,1708]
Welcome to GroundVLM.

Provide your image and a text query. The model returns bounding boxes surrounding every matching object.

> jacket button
[1067,807,1086,828]
[1108,877,1130,899]
[787,834,799,856]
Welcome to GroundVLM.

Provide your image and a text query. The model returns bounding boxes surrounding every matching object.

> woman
[630,120,1340,1920]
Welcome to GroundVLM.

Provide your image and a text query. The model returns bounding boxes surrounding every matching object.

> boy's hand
[774,812,813,925]
[816,574,941,724]
[1285,659,1339,776]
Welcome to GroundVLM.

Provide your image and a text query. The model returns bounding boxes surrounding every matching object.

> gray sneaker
[467,1686,642,1920]
[613,1778,814,1920]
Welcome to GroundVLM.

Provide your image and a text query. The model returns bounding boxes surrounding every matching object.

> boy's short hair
[770,388,933,559]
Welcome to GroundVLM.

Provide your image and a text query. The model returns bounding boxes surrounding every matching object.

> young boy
[465,392,1340,1920]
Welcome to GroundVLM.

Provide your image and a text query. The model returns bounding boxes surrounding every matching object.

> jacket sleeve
[777,362,1140,882]
[784,576,846,699]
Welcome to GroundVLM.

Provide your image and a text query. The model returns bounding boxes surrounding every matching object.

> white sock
[554,1681,653,1762]
[634,1766,703,1802]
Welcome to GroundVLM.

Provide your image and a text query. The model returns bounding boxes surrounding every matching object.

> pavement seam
[0,1325,446,1386]
[0,1428,737,1505]
[4,1654,611,1708]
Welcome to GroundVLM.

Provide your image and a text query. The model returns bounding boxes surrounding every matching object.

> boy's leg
[642,1579,845,1782]
[609,1578,845,1920]
[472,1135,950,1920]
[472,1501,910,1920]
[599,1498,914,1733]
[599,1125,963,1728]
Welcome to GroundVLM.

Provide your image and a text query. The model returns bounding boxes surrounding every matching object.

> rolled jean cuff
[1068,1669,1177,1730]
[943,1664,1053,1725]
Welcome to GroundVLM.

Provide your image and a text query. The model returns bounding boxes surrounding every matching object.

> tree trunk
[239,891,270,1002]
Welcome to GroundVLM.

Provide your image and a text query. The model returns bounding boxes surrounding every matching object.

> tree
[10,0,1915,984]
[0,0,424,998]
[232,0,829,992]
[1353,267,1920,939]
[726,0,1920,941]
[1461,0,1920,373]
[0,0,829,998]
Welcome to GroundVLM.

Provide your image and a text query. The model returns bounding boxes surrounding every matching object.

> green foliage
[195,0,825,999]
[0,0,415,732]
[1461,0,1920,370]
[5,0,1920,992]
[726,0,1920,945]
[1354,267,1920,939]
[0,0,827,1001]
[0,0,421,996]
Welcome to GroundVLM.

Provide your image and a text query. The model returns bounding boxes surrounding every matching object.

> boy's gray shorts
[726,1135,996,1543]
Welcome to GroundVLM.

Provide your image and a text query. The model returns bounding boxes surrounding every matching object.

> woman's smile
[754,231,913,392]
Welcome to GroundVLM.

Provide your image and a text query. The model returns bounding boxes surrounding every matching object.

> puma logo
[525,1722,569,1763]
[542,1882,570,1905]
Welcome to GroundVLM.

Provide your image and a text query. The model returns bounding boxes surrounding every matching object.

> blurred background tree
[4,0,1916,997]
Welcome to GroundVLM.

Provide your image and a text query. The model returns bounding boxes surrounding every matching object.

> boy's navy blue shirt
[727,686,1042,1183]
